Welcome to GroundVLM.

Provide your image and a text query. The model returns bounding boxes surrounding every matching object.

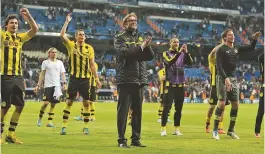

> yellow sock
[218,121,224,129]
[8,131,15,136]
[174,126,180,130]
[90,102,95,119]
[83,107,89,128]
[158,103,163,119]
[161,126,166,131]
[62,104,71,128]
[81,107,84,118]
[48,106,55,123]
[8,110,21,136]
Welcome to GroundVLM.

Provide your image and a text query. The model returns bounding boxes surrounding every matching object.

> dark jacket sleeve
[163,51,181,67]
[184,53,193,65]
[138,46,154,61]
[114,35,154,61]
[114,35,142,59]
[259,52,264,83]
[216,47,227,79]
[238,39,257,52]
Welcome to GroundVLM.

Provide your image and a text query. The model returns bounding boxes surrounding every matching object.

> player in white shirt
[35,48,67,127]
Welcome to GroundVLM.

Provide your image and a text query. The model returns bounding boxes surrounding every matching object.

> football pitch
[1,102,264,154]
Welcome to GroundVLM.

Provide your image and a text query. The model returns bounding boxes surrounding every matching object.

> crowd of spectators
[144,0,264,14]
[1,0,263,102]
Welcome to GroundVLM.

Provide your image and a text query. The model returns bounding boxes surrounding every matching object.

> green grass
[1,102,264,154]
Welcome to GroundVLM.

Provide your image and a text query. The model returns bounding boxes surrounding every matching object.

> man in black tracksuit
[254,52,264,138]
[114,12,154,148]
[213,29,261,140]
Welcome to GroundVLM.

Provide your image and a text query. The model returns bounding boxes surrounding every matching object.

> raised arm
[20,8,39,38]
[238,31,262,52]
[60,13,72,43]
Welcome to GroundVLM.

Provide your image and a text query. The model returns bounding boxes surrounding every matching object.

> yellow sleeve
[63,40,74,55]
[163,51,176,63]
[208,54,211,64]
[208,52,216,64]
[157,70,163,81]
[209,62,213,74]
[88,45,95,60]
[158,69,165,81]
[17,32,32,43]
[1,30,4,41]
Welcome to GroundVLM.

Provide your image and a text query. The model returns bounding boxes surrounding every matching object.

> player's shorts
[43,86,60,103]
[67,76,90,100]
[1,75,25,109]
[216,75,239,102]
[159,94,164,104]
[209,86,218,105]
[89,86,96,102]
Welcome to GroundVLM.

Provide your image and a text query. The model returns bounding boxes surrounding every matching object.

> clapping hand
[253,31,262,40]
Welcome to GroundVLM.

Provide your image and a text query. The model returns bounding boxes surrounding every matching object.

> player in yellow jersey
[60,13,101,135]
[157,67,171,123]
[206,33,228,134]
[75,62,98,121]
[1,9,39,144]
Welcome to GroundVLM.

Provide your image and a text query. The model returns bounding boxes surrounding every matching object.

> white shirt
[42,59,66,88]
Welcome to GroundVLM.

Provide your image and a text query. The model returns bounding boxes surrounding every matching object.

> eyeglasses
[127,19,137,22]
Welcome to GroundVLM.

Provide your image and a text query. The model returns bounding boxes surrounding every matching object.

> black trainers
[131,141,146,147]
[118,143,130,148]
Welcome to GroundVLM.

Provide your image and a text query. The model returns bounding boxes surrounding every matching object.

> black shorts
[89,86,96,101]
[43,86,60,103]
[216,75,239,102]
[209,86,230,105]
[159,94,164,104]
[67,76,90,100]
[209,86,218,105]
[1,75,25,108]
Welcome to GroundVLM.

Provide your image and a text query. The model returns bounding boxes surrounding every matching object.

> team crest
[260,92,263,97]
[1,102,6,107]
[3,40,9,46]
[234,49,238,53]
[218,94,223,100]
[73,49,77,54]
[209,98,213,103]
[138,37,143,42]
[42,95,46,99]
